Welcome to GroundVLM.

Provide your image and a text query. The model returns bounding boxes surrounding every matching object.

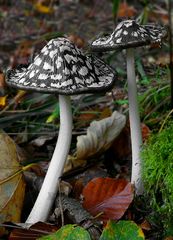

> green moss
[141,122,173,235]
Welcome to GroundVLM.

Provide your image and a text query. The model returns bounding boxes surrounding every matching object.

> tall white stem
[126,48,143,195]
[26,95,72,224]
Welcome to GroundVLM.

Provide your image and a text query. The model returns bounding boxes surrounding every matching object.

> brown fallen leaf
[141,123,151,142]
[68,35,85,49]
[9,222,58,240]
[0,130,25,224]
[82,177,134,221]
[140,219,151,231]
[118,2,137,18]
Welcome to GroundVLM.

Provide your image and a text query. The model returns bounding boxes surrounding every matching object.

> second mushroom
[90,20,167,195]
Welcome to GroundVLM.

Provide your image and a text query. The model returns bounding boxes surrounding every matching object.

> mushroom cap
[6,38,117,95]
[91,20,167,51]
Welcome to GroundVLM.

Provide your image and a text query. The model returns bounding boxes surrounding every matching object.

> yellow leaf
[0,130,25,223]
[34,3,53,14]
[0,96,7,107]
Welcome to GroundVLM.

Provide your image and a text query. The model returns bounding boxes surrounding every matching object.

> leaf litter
[0,0,171,239]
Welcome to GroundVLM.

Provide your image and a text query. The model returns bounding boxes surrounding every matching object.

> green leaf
[100,220,145,240]
[46,104,60,123]
[38,224,91,240]
[114,99,128,105]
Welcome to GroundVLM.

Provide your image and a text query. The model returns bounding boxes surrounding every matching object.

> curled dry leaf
[76,111,126,160]
[82,177,133,221]
[0,130,25,223]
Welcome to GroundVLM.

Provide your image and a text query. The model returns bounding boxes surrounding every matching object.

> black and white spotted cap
[91,20,167,51]
[6,38,117,95]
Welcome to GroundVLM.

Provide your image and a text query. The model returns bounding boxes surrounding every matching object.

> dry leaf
[140,219,151,231]
[0,96,7,107]
[76,111,126,160]
[82,177,133,221]
[34,2,53,14]
[68,35,85,48]
[0,130,25,223]
[9,222,58,239]
[118,2,137,18]
[141,123,151,142]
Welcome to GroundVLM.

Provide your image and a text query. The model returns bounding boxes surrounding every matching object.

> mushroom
[6,37,117,224]
[90,20,167,195]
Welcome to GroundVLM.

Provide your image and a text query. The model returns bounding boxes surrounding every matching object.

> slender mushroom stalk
[90,20,167,195]
[6,37,117,224]
[126,48,143,194]
[26,95,72,223]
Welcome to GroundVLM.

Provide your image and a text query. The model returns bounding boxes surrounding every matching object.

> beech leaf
[82,177,133,221]
[100,220,145,240]
[0,130,25,223]
[38,224,91,240]
[76,111,126,159]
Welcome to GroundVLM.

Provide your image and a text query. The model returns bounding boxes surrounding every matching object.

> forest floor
[0,1,172,239]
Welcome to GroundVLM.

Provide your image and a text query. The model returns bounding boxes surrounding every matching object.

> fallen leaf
[82,177,133,221]
[76,111,126,160]
[0,95,7,107]
[68,35,85,48]
[99,108,112,119]
[64,155,87,173]
[100,220,145,240]
[0,130,25,223]
[34,2,54,14]
[9,222,58,240]
[118,2,137,18]
[38,224,91,240]
[107,123,131,162]
[77,112,97,123]
[71,167,108,199]
[140,219,151,231]
[141,123,151,142]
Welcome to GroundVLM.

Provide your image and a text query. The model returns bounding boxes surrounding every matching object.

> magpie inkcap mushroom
[6,37,117,94]
[91,20,167,51]
[6,37,117,224]
[90,20,167,195]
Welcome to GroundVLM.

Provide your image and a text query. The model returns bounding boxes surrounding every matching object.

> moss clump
[141,122,173,235]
